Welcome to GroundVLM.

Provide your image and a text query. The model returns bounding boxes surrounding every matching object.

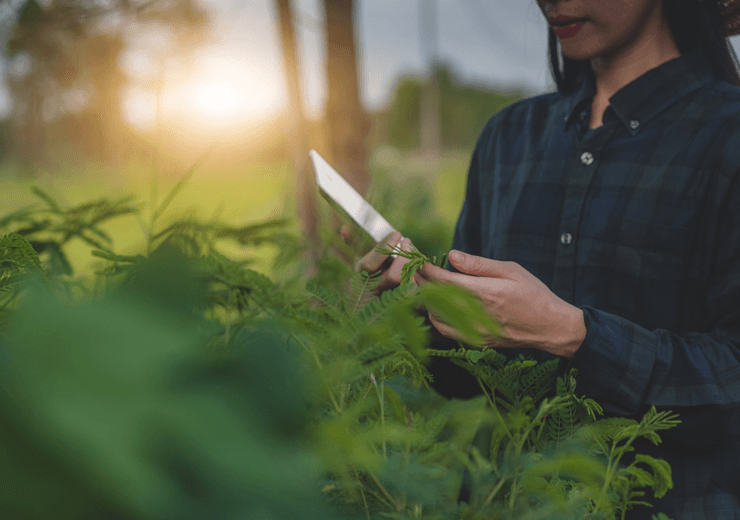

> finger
[355,231,403,273]
[451,251,546,289]
[447,250,519,279]
[373,238,413,295]
[340,223,352,241]
[384,237,413,282]
[414,261,464,284]
[415,261,512,297]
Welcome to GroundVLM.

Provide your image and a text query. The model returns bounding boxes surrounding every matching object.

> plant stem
[594,429,639,512]
[372,368,387,460]
[365,488,392,509]
[403,430,410,509]
[224,287,235,348]
[354,470,371,520]
[482,476,508,508]
[368,469,403,512]
[478,379,513,441]
[508,477,521,511]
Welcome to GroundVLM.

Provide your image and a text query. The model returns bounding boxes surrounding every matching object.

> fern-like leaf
[0,233,44,285]
[31,186,62,214]
[347,271,381,314]
[515,359,559,404]
[356,282,416,323]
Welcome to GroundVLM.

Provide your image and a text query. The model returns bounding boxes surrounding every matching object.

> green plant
[375,244,447,285]
[0,188,680,520]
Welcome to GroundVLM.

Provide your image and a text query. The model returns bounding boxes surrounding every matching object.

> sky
[118,0,740,129]
[2,0,740,129]
[151,0,555,125]
[116,0,575,130]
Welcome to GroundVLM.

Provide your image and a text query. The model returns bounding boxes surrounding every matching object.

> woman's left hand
[413,250,587,359]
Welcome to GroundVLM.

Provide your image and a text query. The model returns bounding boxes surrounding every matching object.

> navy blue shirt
[442,48,740,518]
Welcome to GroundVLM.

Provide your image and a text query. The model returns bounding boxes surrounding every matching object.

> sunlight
[171,50,284,127]
[121,47,285,138]
[188,80,244,120]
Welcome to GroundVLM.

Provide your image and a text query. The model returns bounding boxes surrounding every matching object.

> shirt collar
[563,47,717,135]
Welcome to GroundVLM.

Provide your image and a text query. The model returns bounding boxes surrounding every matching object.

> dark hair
[548,0,740,92]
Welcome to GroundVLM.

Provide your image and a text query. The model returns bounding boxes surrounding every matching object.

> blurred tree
[3,0,209,169]
[323,0,369,198]
[276,0,319,262]
[277,0,369,266]
[381,64,525,151]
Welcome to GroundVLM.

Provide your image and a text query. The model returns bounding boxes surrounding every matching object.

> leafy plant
[0,186,141,278]
[375,244,448,284]
[0,189,680,520]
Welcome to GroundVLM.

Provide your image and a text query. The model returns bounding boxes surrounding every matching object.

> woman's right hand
[354,231,415,296]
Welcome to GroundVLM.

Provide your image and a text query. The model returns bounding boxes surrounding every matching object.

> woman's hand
[355,231,416,296]
[413,250,586,358]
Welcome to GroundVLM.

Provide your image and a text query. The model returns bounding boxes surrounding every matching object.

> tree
[275,0,319,260]
[323,0,370,199]
[3,0,209,168]
[277,0,370,264]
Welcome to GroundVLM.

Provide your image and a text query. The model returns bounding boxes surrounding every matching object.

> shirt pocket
[618,217,694,272]
[599,217,696,330]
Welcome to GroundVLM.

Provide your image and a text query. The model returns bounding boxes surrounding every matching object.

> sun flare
[188,80,244,121]
[122,48,284,135]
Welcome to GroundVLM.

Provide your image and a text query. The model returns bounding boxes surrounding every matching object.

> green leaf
[418,283,501,345]
[91,250,146,264]
[150,150,211,225]
[1,234,43,271]
[30,186,62,214]
[467,350,484,363]
[633,454,673,499]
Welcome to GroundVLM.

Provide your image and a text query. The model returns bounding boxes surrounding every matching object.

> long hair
[549,0,740,92]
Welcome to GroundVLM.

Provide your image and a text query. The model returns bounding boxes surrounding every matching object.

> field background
[1,149,471,277]
[0,0,528,280]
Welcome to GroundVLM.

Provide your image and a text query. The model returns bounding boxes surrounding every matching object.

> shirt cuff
[563,306,658,417]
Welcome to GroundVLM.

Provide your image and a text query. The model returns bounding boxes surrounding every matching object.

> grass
[0,148,471,277]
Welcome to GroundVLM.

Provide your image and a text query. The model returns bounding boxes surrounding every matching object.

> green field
[1,149,471,277]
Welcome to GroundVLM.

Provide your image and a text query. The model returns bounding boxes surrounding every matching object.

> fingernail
[449,250,462,263]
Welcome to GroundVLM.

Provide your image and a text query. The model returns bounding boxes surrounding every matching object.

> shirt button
[630,120,640,130]
[560,232,573,245]
[580,152,594,165]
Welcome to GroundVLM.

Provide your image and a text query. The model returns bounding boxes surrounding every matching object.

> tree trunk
[276,0,320,258]
[323,0,370,200]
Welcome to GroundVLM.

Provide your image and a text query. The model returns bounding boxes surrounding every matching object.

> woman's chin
[560,44,602,64]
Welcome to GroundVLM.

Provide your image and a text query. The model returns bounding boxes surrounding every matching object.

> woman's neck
[588,11,681,128]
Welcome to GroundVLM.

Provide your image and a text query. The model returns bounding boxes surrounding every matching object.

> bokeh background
[2,0,740,274]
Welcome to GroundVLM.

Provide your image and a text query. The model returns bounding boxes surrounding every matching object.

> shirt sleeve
[563,173,740,449]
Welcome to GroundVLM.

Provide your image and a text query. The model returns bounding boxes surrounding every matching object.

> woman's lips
[553,20,587,39]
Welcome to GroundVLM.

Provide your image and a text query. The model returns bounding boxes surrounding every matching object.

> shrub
[0,189,677,520]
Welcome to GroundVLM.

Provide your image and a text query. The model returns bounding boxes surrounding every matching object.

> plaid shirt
[444,47,740,519]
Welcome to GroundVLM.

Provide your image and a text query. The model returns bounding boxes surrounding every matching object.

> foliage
[0,187,679,520]
[0,251,344,520]
[0,185,140,278]
[375,64,525,151]
[375,243,447,284]
[4,0,210,165]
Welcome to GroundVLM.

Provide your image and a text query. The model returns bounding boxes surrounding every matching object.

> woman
[358,0,740,517]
